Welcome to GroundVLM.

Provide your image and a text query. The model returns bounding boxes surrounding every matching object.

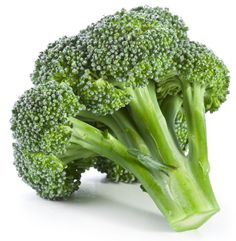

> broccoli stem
[181,81,219,206]
[127,83,185,167]
[79,110,150,154]
[181,82,209,172]
[69,117,220,231]
[112,109,150,154]
[78,111,127,144]
[59,144,96,164]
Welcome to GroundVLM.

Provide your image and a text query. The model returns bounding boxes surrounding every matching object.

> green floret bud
[11,81,85,154]
[13,144,86,200]
[80,8,185,87]
[130,6,188,40]
[95,157,137,183]
[31,36,86,87]
[11,81,99,200]
[177,41,230,111]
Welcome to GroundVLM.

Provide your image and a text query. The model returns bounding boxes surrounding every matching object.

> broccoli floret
[11,81,85,154]
[11,81,161,200]
[94,157,138,183]
[11,6,230,231]
[177,41,229,112]
[11,81,97,199]
[31,7,187,115]
[13,144,91,200]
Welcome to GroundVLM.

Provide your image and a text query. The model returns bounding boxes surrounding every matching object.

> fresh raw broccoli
[12,6,230,231]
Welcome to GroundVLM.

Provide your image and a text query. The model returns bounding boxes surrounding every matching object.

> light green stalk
[69,117,220,231]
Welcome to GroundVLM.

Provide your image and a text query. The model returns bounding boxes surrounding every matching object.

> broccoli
[11,82,96,199]
[11,6,230,231]
[13,144,93,200]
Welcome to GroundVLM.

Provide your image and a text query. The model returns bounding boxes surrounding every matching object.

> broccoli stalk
[79,109,150,155]
[160,95,185,152]
[180,81,216,202]
[78,109,149,182]
[70,116,219,231]
[126,83,220,230]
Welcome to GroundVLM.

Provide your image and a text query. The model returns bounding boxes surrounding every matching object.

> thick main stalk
[69,117,219,231]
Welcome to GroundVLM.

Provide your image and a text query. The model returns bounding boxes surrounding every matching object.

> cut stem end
[170,207,220,231]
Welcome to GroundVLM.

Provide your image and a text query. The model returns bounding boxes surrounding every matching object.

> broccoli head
[31,6,188,115]
[11,6,230,231]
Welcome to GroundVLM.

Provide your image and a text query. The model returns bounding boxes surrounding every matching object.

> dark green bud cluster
[84,18,180,86]
[13,144,84,200]
[80,6,188,87]
[130,6,188,40]
[95,157,137,183]
[31,7,188,115]
[177,42,230,111]
[11,81,84,154]
[31,36,86,87]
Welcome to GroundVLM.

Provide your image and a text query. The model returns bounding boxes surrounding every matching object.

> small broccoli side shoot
[11,81,97,199]
[95,157,138,183]
[11,81,84,154]
[13,144,87,200]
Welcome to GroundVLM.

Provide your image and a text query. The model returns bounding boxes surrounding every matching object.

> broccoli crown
[11,81,84,154]
[31,6,188,115]
[13,144,83,200]
[178,42,229,111]
[82,10,182,86]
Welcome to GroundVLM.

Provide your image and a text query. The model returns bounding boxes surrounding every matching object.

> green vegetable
[11,6,229,231]
[13,144,92,200]
[11,82,95,199]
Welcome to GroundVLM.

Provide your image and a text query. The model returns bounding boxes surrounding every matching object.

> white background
[0,0,235,240]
